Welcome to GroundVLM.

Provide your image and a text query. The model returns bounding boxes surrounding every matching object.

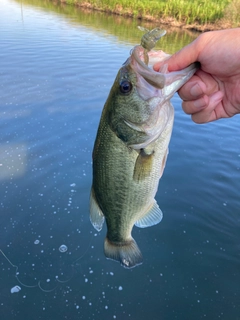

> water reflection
[0,144,26,180]
[15,0,200,52]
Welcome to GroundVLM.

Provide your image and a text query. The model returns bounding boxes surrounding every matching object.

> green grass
[223,0,240,27]
[64,0,231,25]
[15,0,200,53]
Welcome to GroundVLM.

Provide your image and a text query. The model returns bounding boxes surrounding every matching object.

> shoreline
[59,0,236,32]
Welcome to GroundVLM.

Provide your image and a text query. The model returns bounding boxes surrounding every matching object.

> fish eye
[119,80,132,95]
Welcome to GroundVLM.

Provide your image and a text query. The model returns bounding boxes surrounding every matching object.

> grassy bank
[59,0,240,31]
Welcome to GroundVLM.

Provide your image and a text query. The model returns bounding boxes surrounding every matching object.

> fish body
[90,29,197,268]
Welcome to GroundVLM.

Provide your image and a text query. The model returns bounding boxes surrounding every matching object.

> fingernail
[193,97,206,108]
[190,83,203,97]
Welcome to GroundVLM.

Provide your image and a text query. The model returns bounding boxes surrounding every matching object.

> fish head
[107,44,198,149]
[106,55,154,146]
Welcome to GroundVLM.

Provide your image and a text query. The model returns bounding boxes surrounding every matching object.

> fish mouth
[122,45,198,149]
[131,45,167,90]
[130,45,198,101]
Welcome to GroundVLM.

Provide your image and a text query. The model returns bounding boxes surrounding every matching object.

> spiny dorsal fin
[135,200,163,228]
[90,188,105,231]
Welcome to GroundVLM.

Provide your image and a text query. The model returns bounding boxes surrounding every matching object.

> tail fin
[104,237,143,268]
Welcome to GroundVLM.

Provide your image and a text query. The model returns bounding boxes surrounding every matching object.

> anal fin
[90,188,105,231]
[135,200,163,228]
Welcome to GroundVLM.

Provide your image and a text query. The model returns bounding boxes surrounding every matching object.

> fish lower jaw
[104,237,143,269]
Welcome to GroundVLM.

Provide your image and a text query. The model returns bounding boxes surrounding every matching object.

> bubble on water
[118,286,123,291]
[34,240,40,245]
[11,285,21,293]
[70,183,76,187]
[59,245,68,253]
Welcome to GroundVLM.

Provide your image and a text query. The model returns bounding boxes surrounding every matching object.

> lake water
[0,0,240,319]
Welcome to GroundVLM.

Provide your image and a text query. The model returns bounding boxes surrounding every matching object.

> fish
[90,27,198,268]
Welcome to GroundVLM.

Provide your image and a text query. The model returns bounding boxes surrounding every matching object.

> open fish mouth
[120,28,198,149]
[125,27,198,99]
[131,45,169,90]
[131,44,198,99]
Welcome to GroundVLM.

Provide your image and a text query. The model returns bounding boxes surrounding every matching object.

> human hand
[154,28,240,123]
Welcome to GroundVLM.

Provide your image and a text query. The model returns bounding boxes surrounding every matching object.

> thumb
[154,41,199,72]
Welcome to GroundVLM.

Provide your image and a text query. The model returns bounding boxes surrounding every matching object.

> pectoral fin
[133,148,154,181]
[90,188,105,231]
[135,200,163,228]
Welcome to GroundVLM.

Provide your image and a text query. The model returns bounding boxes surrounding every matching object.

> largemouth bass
[90,28,197,268]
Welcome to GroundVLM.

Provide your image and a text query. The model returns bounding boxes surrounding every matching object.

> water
[0,0,240,319]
